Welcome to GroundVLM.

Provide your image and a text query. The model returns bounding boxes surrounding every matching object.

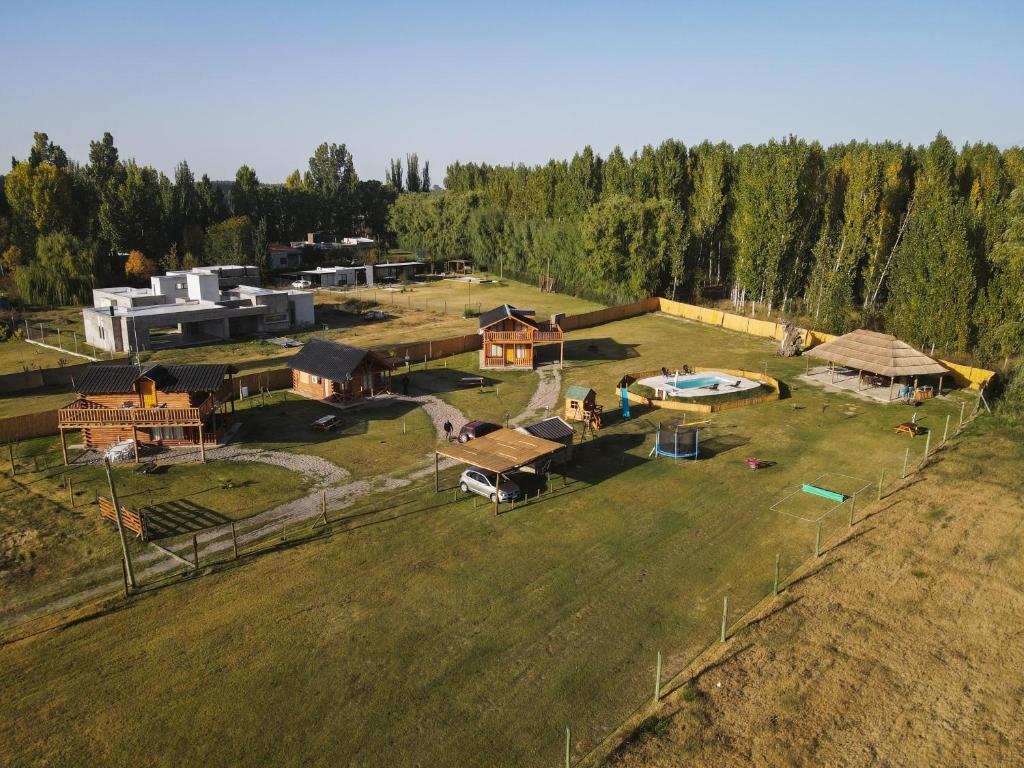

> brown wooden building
[57,363,233,463]
[287,338,394,401]
[479,305,563,370]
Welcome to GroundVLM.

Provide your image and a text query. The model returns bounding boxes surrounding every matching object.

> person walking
[443,419,453,441]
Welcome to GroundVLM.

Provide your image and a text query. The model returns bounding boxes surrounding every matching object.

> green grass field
[0,311,972,767]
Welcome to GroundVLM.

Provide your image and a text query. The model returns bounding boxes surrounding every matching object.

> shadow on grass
[144,499,233,538]
[563,337,641,364]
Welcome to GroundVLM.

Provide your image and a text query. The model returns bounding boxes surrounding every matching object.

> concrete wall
[289,292,315,326]
[186,273,219,302]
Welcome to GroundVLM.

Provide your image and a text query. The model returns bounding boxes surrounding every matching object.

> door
[139,379,157,408]
[505,345,515,364]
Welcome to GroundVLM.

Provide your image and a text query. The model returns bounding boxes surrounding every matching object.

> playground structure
[565,386,602,438]
[649,422,702,460]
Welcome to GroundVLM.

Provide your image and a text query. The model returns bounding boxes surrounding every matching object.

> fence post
[565,726,571,768]
[231,522,239,559]
[773,553,780,595]
[8,443,15,475]
[321,490,328,525]
[192,534,200,568]
[653,650,662,703]
[720,596,729,642]
[814,521,822,557]
[877,469,884,501]
[68,476,74,507]
[942,414,950,443]
[848,494,856,527]
[921,432,931,467]
[958,401,966,431]
[901,447,910,479]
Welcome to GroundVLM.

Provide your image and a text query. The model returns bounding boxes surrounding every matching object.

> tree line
[389,135,1024,364]
[0,132,408,305]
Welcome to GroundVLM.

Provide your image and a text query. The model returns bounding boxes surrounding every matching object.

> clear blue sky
[2,0,1021,184]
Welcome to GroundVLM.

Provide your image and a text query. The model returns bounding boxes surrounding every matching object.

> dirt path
[599,421,1024,767]
[511,363,563,426]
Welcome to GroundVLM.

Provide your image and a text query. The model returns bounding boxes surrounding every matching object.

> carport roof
[435,428,564,474]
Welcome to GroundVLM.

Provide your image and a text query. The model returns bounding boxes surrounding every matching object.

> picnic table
[460,376,485,388]
[894,422,927,438]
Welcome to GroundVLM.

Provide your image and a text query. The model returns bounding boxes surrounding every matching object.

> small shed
[564,385,597,422]
[516,416,576,463]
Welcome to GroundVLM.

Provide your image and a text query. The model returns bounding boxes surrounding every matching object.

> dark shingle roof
[75,364,229,394]
[478,304,538,330]
[520,417,575,443]
[287,338,392,381]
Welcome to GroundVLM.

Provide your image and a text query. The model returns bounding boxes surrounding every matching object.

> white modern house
[84,268,314,353]
[290,261,426,288]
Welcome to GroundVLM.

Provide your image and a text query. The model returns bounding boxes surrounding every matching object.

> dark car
[458,420,501,443]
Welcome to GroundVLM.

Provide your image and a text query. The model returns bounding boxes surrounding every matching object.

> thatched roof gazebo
[806,329,950,401]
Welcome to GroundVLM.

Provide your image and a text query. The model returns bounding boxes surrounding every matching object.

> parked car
[459,467,521,503]
[291,279,312,289]
[458,420,501,443]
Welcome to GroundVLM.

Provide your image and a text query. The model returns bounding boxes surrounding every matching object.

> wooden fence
[0,356,126,394]
[97,495,150,540]
[0,409,61,443]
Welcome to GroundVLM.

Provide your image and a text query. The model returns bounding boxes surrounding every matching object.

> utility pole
[104,458,137,589]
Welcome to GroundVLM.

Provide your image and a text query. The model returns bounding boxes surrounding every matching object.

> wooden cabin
[287,338,394,402]
[479,304,564,370]
[57,363,233,462]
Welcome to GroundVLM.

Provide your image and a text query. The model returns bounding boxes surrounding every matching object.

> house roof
[287,338,393,381]
[478,304,538,330]
[518,417,575,442]
[435,428,564,474]
[564,385,595,400]
[75,364,230,395]
[806,329,950,377]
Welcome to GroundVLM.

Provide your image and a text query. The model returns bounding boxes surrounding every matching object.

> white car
[459,467,521,503]
[291,279,312,289]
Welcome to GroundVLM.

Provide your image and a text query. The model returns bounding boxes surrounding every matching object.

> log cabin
[478,304,563,370]
[57,363,234,463]
[287,338,394,401]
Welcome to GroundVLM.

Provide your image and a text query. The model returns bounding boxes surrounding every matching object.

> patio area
[800,365,909,403]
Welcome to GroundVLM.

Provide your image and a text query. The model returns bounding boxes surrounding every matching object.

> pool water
[665,375,729,391]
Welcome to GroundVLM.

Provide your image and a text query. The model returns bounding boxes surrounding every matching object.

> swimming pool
[637,370,761,398]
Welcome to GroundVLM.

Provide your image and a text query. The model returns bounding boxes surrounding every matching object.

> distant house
[287,338,394,402]
[269,245,305,271]
[85,268,314,353]
[479,304,564,370]
[57,363,233,462]
[516,416,575,463]
[289,261,427,289]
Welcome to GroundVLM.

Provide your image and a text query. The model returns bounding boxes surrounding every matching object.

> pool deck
[638,371,761,399]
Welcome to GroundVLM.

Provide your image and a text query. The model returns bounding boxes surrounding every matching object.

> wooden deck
[58,394,217,428]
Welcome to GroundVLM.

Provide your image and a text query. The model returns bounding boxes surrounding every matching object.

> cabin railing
[59,394,217,427]
[483,331,533,342]
[532,330,563,342]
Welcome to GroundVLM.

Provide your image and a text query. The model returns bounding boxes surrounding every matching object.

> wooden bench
[894,422,927,438]
[460,376,485,388]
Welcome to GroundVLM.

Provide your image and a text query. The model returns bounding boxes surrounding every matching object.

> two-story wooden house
[287,338,394,402]
[479,305,564,370]
[57,363,233,463]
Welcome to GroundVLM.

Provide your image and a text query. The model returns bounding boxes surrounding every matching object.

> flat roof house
[57,363,234,463]
[287,338,394,402]
[290,261,427,289]
[84,268,314,353]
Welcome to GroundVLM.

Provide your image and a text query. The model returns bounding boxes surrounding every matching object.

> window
[97,327,106,340]
[265,313,289,324]
[310,375,320,385]
[175,282,186,290]
[490,344,502,357]
[515,345,527,360]
[152,426,184,441]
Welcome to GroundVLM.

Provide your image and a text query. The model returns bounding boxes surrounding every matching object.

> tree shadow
[563,337,641,364]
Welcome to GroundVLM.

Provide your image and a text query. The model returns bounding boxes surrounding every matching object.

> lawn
[239,393,438,480]
[0,434,313,622]
[0,312,974,767]
[409,350,541,426]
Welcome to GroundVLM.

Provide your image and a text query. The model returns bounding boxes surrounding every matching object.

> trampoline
[649,422,701,460]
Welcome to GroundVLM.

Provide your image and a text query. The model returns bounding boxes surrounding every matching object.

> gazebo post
[494,473,500,516]
[938,374,944,395]
[857,370,862,391]
[889,377,895,401]
[830,362,835,384]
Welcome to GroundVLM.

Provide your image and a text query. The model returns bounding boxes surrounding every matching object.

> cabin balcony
[532,330,563,342]
[58,394,218,428]
[483,330,533,342]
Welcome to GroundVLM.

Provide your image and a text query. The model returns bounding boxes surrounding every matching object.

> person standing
[443,419,453,441]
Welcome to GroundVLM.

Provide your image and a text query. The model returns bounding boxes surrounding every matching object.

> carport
[434,428,564,515]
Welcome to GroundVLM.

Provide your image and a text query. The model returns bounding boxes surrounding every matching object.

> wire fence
[21,320,116,363]
[0,403,982,766]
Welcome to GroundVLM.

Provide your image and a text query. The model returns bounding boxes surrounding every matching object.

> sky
[1,0,1022,184]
